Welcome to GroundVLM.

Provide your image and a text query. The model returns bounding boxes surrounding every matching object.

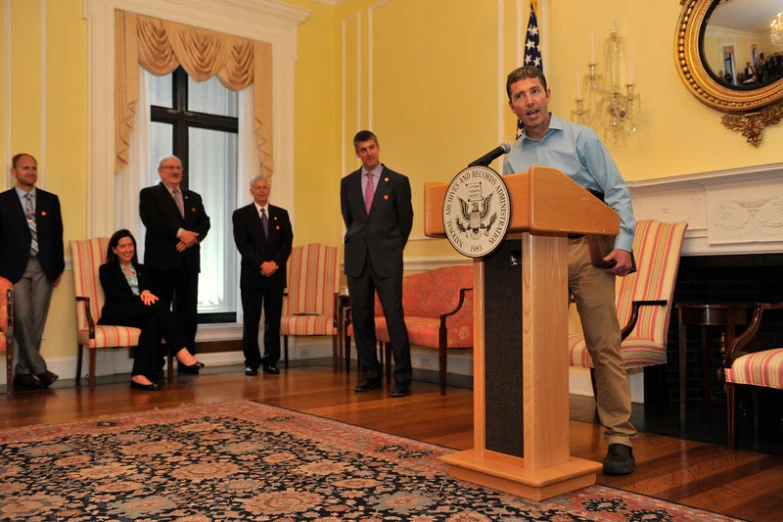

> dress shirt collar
[522,113,563,143]
[361,164,382,180]
[253,202,270,215]
[15,185,36,201]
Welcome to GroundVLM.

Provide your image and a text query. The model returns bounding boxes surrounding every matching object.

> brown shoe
[13,374,41,389]
[37,370,59,388]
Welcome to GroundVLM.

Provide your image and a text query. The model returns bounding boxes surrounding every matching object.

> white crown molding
[706,24,760,41]
[39,0,47,189]
[309,0,346,5]
[82,0,309,237]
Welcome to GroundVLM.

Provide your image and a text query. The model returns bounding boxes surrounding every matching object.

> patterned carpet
[0,401,742,521]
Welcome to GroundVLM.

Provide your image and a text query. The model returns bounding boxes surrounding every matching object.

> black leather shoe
[602,443,635,475]
[354,378,382,392]
[13,374,41,389]
[178,361,205,375]
[131,381,162,391]
[245,366,259,376]
[37,370,59,388]
[390,382,411,397]
[261,365,280,375]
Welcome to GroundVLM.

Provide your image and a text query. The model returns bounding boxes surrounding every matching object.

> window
[148,67,239,323]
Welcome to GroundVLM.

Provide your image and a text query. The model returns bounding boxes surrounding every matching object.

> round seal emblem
[442,166,511,258]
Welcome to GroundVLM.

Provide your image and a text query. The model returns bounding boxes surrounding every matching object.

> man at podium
[502,66,637,476]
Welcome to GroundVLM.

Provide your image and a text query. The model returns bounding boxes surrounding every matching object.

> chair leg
[727,382,736,450]
[439,345,447,396]
[284,335,289,369]
[332,334,338,372]
[6,344,12,395]
[385,342,392,384]
[590,367,598,402]
[167,353,174,383]
[752,389,759,434]
[378,341,383,381]
[89,349,97,390]
[76,344,83,385]
[345,335,352,374]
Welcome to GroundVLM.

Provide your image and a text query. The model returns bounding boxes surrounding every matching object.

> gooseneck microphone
[467,142,512,167]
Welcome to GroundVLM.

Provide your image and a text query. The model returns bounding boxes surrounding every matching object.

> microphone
[467,142,511,167]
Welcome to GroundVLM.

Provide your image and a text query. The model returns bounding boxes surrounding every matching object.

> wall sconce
[571,22,640,146]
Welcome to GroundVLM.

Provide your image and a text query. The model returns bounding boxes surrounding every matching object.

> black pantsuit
[340,164,414,384]
[98,263,187,380]
[232,203,293,369]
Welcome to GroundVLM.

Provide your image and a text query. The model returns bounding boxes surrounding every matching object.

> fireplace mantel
[628,162,783,256]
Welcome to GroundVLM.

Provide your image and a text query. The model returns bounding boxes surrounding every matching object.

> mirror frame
[676,0,783,112]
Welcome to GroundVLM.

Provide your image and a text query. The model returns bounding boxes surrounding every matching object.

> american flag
[517,0,543,138]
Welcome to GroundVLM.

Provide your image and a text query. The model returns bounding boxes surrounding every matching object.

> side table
[676,303,751,427]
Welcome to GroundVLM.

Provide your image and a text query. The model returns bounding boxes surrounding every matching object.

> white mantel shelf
[628,162,783,257]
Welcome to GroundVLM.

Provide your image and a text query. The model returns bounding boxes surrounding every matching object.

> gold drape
[115,11,273,176]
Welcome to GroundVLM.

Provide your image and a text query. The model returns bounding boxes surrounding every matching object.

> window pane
[148,72,173,108]
[189,128,238,314]
[188,76,238,117]
[149,122,174,186]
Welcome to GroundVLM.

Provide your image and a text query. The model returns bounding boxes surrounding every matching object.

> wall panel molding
[340,11,360,178]
[3,0,10,189]
[39,0,47,189]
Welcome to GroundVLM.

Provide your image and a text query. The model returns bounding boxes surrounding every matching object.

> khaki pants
[569,237,637,446]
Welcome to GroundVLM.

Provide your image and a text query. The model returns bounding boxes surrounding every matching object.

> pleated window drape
[115,10,273,176]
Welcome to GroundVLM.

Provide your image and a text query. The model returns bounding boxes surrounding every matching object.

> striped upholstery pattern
[70,238,141,348]
[726,348,783,389]
[280,244,341,337]
[569,220,688,369]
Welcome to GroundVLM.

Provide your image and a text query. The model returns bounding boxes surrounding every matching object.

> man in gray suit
[340,130,414,397]
[0,153,64,389]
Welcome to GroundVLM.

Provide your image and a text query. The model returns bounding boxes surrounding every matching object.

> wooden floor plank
[1,365,781,521]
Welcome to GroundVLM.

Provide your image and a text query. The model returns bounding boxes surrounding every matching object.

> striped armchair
[568,220,688,373]
[0,277,13,393]
[70,238,173,389]
[725,302,783,449]
[280,244,341,368]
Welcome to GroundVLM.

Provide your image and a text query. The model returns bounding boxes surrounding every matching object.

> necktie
[172,189,185,218]
[364,172,374,214]
[260,207,269,237]
[25,194,39,256]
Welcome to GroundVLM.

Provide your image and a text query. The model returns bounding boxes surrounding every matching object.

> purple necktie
[364,173,374,214]
[260,207,269,236]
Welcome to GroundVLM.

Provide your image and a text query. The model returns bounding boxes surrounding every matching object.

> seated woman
[98,229,204,390]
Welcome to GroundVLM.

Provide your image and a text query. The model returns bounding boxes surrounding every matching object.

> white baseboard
[1,339,646,401]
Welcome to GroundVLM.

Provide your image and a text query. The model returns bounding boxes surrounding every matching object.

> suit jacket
[232,203,293,289]
[0,188,65,284]
[139,183,210,272]
[340,165,413,278]
[98,262,151,324]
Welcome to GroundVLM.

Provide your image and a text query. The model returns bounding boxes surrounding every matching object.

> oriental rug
[0,401,742,521]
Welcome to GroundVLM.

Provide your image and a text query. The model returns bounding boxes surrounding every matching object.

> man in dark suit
[341,130,414,397]
[0,153,64,389]
[232,174,293,376]
[139,155,210,370]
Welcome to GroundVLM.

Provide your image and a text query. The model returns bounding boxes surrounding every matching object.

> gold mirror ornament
[676,0,783,146]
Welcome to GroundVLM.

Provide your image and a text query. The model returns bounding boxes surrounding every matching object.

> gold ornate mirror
[676,0,783,145]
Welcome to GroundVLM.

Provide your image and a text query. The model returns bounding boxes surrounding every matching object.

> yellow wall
[4,0,783,367]
[2,0,87,363]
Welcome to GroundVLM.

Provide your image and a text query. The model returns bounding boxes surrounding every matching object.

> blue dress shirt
[503,114,636,252]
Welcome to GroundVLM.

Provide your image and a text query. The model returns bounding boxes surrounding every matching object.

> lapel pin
[384,177,389,182]
[41,211,47,216]
[383,195,389,200]
[276,225,280,230]
[191,207,196,212]
[274,216,278,220]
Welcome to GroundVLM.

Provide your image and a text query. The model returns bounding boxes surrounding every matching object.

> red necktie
[364,173,374,214]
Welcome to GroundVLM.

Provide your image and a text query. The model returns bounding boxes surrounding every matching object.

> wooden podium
[424,166,619,501]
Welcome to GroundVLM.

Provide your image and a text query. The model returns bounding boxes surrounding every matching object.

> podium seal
[442,166,511,258]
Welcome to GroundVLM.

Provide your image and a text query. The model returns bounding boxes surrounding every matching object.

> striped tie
[25,193,39,256]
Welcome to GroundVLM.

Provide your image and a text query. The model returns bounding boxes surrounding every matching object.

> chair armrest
[620,299,668,340]
[439,287,473,338]
[75,296,96,339]
[725,302,782,366]
[3,287,13,337]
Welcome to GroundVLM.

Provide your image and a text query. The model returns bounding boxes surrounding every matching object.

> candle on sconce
[590,29,595,63]
[612,16,616,31]
[576,68,582,100]
[628,51,633,84]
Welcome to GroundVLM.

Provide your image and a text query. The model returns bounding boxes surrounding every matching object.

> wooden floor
[1,364,782,521]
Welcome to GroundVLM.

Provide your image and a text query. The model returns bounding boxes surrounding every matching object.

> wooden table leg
[679,316,687,428]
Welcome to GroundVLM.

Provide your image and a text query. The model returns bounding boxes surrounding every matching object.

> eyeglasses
[160,166,182,171]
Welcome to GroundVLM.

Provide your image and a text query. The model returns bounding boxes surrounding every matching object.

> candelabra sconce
[573,27,641,146]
